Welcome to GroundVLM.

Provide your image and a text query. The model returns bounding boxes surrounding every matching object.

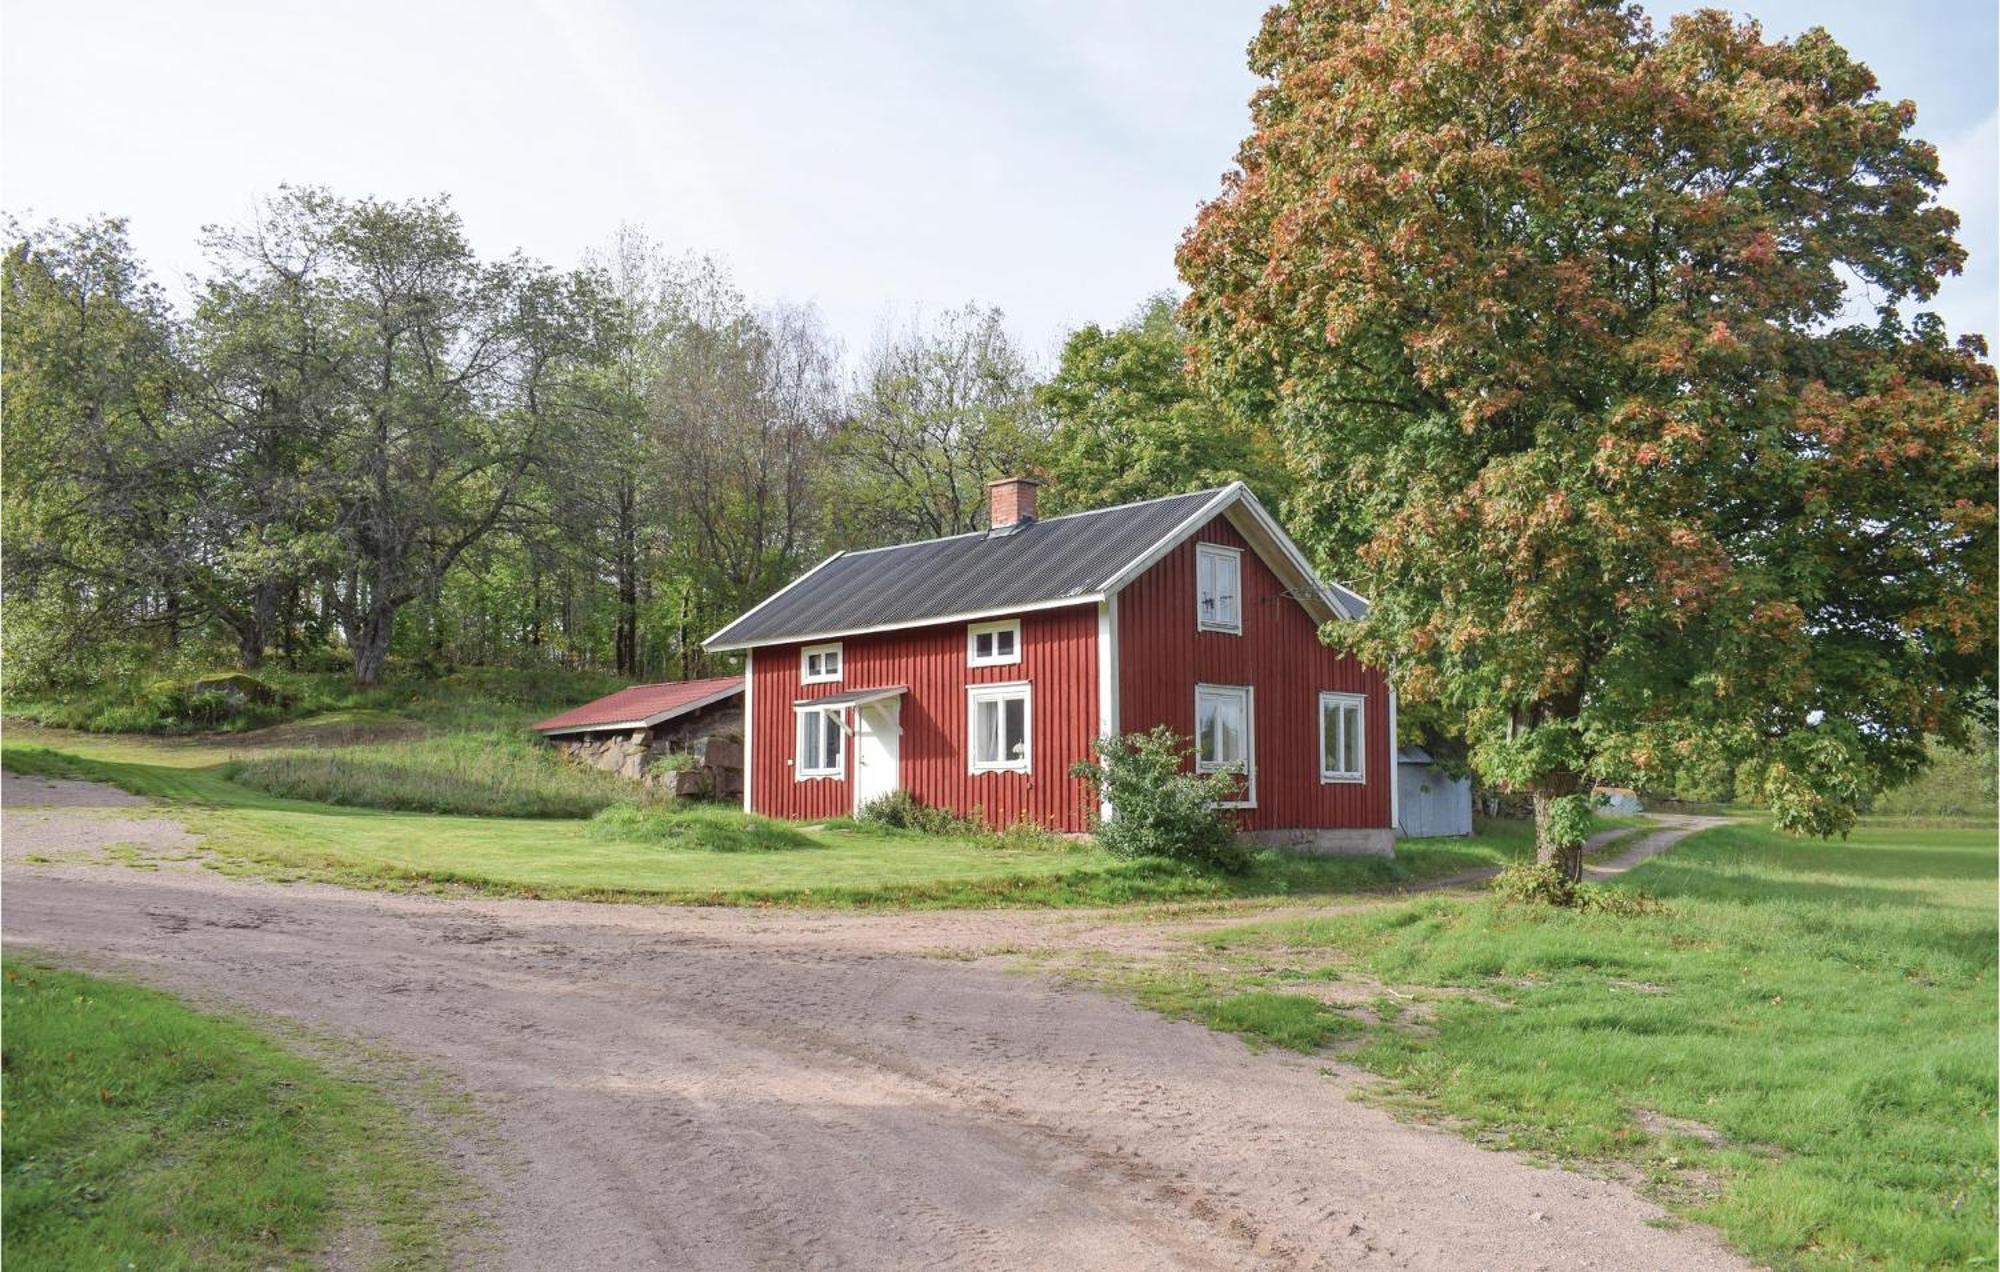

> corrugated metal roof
[532,676,743,734]
[707,488,1226,647]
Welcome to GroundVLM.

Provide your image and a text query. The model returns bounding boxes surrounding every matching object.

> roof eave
[704,593,1106,652]
[701,551,847,652]
[532,680,745,736]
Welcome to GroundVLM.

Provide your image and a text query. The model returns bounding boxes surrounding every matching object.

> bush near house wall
[1073,727,1251,873]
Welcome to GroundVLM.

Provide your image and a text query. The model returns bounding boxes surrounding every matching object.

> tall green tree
[651,278,839,674]
[1,218,194,684]
[1038,294,1280,513]
[206,188,618,685]
[832,304,1044,543]
[1180,0,1996,870]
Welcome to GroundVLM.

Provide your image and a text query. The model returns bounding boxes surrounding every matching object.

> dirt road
[2,788,1742,1270]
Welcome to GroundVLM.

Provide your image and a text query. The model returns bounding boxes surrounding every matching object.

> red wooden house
[704,480,1398,854]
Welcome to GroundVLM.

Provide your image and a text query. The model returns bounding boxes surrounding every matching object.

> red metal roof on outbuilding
[532,676,743,735]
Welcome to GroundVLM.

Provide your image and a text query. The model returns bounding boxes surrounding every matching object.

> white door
[852,699,901,813]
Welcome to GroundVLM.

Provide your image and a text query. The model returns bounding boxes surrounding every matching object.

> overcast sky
[3,1,1993,366]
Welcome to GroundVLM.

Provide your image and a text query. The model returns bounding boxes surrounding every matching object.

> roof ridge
[834,486,1229,560]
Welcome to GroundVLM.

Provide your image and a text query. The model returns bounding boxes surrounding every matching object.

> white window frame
[794,703,845,779]
[1318,691,1366,784]
[965,618,1022,668]
[800,641,843,684]
[966,681,1032,774]
[1194,683,1255,808]
[1195,543,1243,634]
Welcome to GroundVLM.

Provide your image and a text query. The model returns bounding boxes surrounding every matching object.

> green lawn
[2,725,1566,907]
[1115,819,1999,1269]
[0,959,462,1270]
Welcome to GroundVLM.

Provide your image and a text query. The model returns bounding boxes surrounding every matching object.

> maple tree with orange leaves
[1180,0,1995,872]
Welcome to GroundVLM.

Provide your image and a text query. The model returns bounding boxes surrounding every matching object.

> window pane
[824,712,842,769]
[1217,700,1242,765]
[1196,697,1218,763]
[975,699,999,763]
[1323,702,1340,772]
[1004,697,1026,758]
[1342,706,1361,774]
[975,632,993,659]
[996,628,1015,657]
[826,650,839,673]
[801,714,821,769]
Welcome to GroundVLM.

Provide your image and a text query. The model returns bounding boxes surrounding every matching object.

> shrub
[649,750,700,775]
[1491,860,1663,915]
[587,803,816,852]
[1070,727,1251,873]
[856,790,981,836]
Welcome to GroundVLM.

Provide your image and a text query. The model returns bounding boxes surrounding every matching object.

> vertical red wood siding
[749,604,1100,831]
[1116,516,1391,830]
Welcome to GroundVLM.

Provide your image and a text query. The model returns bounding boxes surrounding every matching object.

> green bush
[856,790,982,836]
[1071,727,1251,873]
[1492,860,1663,915]
[586,802,817,852]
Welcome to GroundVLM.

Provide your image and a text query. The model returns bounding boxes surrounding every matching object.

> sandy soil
[3,771,151,808]
[2,791,1743,1270]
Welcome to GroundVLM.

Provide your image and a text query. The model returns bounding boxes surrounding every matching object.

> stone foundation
[547,701,744,800]
[1237,827,1396,858]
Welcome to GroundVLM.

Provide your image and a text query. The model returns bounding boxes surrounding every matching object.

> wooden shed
[1395,746,1473,839]
[533,677,745,798]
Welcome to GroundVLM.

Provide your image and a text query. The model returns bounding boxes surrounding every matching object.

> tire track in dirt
[3,805,1745,1270]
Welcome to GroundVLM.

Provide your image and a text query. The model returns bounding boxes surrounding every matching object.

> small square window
[801,642,842,684]
[967,619,1022,667]
[1196,544,1242,634]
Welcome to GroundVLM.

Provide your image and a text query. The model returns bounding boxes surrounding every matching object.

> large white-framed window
[795,703,845,778]
[967,681,1031,773]
[966,618,1022,668]
[1196,543,1243,634]
[800,641,843,684]
[1318,691,1365,783]
[1194,683,1254,806]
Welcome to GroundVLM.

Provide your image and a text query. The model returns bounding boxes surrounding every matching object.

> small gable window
[1319,692,1365,783]
[1196,543,1242,634]
[967,619,1022,667]
[968,682,1031,773]
[801,642,842,684]
[796,704,844,778]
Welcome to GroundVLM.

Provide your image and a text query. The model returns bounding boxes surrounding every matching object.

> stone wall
[548,699,744,800]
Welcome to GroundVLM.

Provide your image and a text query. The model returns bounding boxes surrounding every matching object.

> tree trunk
[235,581,283,671]
[350,603,396,687]
[1533,770,1585,883]
[615,480,638,676]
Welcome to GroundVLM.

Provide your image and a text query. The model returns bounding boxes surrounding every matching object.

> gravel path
[2,793,1742,1270]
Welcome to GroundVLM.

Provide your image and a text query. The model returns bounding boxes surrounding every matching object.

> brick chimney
[986,477,1042,537]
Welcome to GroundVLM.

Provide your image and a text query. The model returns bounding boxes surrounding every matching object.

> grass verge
[1107,820,1998,1269]
[227,734,657,819]
[3,729,1575,908]
[0,958,468,1270]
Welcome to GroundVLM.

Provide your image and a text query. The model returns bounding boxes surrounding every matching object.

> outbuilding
[533,676,745,798]
[1394,746,1473,839]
